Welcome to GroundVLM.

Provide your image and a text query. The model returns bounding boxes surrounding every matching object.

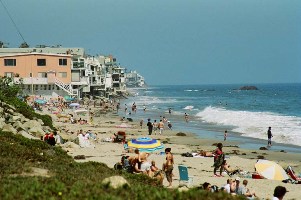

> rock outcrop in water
[239,86,258,90]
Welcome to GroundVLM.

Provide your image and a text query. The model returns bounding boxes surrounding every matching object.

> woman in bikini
[163,148,174,187]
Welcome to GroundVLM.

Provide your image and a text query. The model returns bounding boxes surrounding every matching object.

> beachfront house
[0,46,128,99]
[125,70,145,87]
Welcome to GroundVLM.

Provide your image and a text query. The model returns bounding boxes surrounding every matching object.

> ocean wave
[196,106,301,146]
[183,105,194,110]
[129,96,178,106]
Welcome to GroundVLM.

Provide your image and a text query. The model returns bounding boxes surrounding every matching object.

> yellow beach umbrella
[255,159,289,181]
[127,137,164,153]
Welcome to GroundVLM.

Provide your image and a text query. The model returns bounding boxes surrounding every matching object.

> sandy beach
[45,104,300,200]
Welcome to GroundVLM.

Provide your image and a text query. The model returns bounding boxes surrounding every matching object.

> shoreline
[46,102,301,200]
[115,106,301,154]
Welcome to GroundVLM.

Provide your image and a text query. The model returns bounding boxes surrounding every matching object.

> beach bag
[213,153,225,168]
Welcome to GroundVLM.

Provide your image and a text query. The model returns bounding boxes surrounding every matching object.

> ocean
[121,83,301,153]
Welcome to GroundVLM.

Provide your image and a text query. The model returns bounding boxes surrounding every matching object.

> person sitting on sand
[240,179,256,198]
[135,148,151,175]
[128,155,142,173]
[203,182,212,191]
[196,150,214,157]
[222,160,241,176]
[149,160,164,185]
[223,178,233,194]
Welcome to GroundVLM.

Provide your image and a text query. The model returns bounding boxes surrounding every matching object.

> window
[44,85,47,90]
[58,72,67,78]
[4,72,13,78]
[59,58,67,66]
[38,72,47,78]
[37,59,46,66]
[4,59,16,66]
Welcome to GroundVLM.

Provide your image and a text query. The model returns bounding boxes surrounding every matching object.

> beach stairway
[54,78,78,96]
[178,165,194,187]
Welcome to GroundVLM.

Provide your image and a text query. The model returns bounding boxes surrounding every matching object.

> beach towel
[213,153,225,168]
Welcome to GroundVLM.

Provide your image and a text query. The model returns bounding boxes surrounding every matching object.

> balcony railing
[15,77,48,85]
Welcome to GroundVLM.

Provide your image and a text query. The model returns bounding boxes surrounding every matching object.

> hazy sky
[1,0,300,85]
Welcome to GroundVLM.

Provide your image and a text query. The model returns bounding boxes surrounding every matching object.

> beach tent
[255,159,289,181]
[127,137,164,153]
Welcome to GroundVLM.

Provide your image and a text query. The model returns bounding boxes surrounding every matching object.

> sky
[1,0,300,85]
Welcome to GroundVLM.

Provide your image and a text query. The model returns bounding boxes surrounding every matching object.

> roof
[0,52,72,58]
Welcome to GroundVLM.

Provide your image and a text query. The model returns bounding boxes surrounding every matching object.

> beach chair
[178,165,194,187]
[286,166,301,183]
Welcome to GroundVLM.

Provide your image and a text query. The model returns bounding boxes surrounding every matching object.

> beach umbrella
[127,137,164,153]
[64,96,75,101]
[35,99,47,104]
[255,159,289,181]
[69,103,80,107]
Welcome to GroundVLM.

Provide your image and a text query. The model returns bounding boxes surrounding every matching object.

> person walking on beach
[267,127,273,146]
[224,130,228,141]
[158,120,164,135]
[147,119,153,135]
[163,148,174,187]
[140,119,143,129]
[153,120,158,135]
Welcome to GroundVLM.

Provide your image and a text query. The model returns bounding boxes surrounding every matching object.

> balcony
[71,76,89,85]
[15,77,48,85]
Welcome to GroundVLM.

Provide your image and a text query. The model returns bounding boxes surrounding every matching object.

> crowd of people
[115,148,174,187]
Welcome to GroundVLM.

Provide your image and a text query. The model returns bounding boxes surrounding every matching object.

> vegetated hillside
[0,131,244,200]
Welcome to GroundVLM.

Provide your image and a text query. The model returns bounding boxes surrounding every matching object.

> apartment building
[0,46,127,99]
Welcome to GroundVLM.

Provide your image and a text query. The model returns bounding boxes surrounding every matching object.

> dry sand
[48,106,301,200]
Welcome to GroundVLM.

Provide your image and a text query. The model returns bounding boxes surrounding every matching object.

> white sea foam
[196,106,301,146]
[184,90,193,92]
[130,96,178,106]
[184,105,194,110]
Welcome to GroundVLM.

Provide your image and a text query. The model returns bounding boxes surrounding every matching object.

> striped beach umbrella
[127,137,164,153]
[255,159,289,181]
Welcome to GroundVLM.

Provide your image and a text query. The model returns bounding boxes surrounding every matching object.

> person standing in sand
[267,127,273,146]
[153,120,158,135]
[147,119,153,135]
[163,148,174,187]
[213,143,224,177]
[158,120,164,135]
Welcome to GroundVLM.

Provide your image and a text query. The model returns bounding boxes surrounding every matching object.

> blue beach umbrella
[69,103,80,107]
[127,137,164,153]
[64,96,75,101]
[35,99,47,104]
